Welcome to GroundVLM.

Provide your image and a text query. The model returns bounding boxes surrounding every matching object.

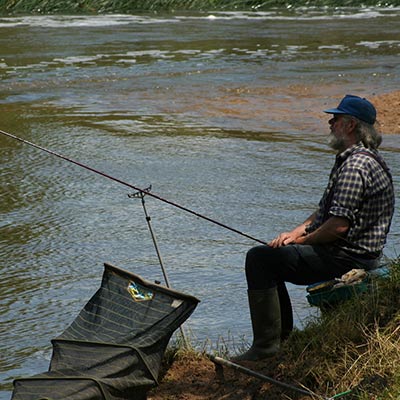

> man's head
[324,95,381,151]
[324,94,376,125]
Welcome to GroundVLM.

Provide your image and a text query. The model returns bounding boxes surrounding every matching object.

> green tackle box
[306,266,390,308]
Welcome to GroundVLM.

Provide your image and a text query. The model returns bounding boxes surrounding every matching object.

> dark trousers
[245,244,378,338]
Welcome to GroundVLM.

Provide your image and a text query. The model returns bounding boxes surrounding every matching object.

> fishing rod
[0,129,267,245]
[209,355,352,400]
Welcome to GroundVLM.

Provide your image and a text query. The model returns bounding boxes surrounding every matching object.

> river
[1,7,399,398]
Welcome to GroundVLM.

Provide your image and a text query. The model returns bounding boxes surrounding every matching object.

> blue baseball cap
[324,94,376,125]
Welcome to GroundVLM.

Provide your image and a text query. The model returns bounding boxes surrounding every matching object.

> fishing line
[0,128,267,245]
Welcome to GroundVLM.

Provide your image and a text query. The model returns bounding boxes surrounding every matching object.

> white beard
[328,132,346,152]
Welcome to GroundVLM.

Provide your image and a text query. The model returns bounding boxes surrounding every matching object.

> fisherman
[234,94,395,361]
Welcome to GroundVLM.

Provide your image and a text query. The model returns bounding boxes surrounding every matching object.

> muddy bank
[147,352,300,400]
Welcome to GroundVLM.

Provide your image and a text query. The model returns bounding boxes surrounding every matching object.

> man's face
[328,114,350,152]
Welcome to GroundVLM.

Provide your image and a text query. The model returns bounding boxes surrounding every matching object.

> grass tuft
[279,260,400,398]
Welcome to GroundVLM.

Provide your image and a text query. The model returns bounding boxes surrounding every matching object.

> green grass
[164,260,400,399]
[1,0,400,15]
[277,259,400,398]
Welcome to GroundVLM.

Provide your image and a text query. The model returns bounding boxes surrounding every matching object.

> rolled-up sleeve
[328,165,369,225]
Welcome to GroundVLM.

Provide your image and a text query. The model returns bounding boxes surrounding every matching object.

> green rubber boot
[233,287,281,361]
[277,282,293,342]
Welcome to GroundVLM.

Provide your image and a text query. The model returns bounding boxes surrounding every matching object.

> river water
[1,7,400,397]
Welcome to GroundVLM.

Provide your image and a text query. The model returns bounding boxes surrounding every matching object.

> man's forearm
[292,211,318,237]
[302,211,318,232]
[296,216,349,245]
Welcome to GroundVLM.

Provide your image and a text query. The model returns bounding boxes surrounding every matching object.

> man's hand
[268,211,317,248]
[268,231,304,248]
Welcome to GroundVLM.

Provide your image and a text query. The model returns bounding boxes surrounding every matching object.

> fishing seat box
[306,266,389,309]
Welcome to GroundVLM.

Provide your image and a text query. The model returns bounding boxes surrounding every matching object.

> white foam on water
[175,49,202,55]
[356,40,400,49]
[286,45,308,52]
[244,49,276,57]
[318,44,347,51]
[0,8,399,28]
[0,14,179,28]
[0,49,209,72]
[177,7,400,21]
[116,59,137,64]
[125,50,173,58]
[53,55,105,64]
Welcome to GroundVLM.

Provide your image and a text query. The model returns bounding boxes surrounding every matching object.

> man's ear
[351,117,359,129]
[346,117,358,134]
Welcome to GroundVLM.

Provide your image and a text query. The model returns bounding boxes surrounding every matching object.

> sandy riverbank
[372,90,400,134]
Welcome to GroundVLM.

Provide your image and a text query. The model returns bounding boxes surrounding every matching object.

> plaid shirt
[307,143,395,257]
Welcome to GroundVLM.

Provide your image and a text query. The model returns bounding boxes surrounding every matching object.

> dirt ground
[147,90,399,400]
[372,90,400,134]
[147,351,318,400]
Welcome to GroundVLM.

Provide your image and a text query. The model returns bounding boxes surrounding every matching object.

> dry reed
[281,260,400,398]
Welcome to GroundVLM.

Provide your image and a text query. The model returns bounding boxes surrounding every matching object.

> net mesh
[12,262,199,400]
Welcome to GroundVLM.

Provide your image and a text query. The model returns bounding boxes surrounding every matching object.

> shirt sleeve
[328,161,370,225]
